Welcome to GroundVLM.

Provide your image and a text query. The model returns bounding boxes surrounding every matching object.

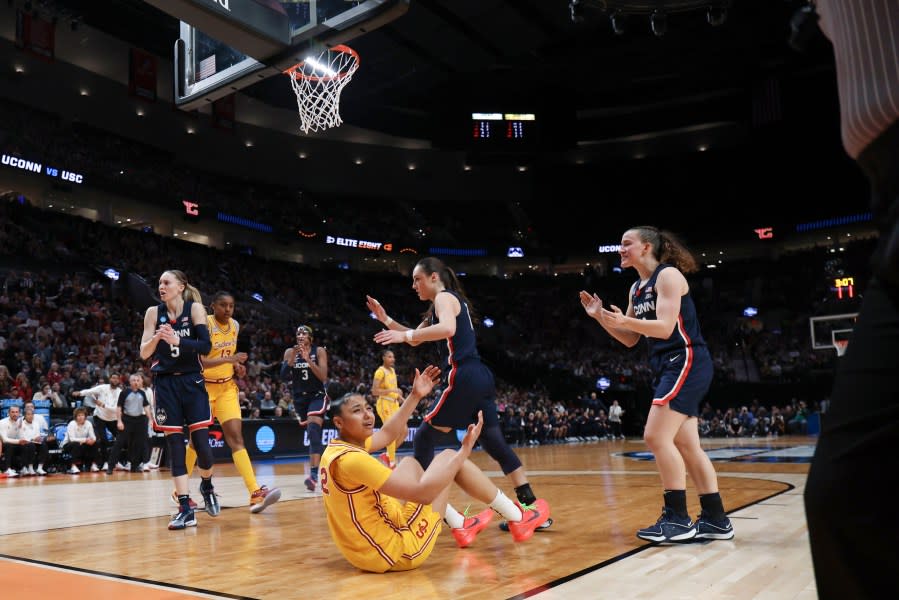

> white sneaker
[140,463,151,472]
[115,462,128,471]
[5,468,18,477]
[26,466,36,476]
[68,465,80,474]
[35,467,47,476]
[101,462,109,471]
[90,464,100,472]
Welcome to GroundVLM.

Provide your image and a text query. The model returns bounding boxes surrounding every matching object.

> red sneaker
[507,499,551,542]
[249,485,282,514]
[451,508,494,548]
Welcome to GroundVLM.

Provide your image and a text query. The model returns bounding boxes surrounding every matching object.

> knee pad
[478,424,522,475]
[189,428,214,470]
[307,422,323,455]
[167,433,188,477]
[413,423,440,470]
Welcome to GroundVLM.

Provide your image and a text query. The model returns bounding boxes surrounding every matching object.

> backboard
[809,312,858,352]
[143,0,409,110]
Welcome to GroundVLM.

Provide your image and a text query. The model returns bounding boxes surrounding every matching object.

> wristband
[405,329,413,342]
[384,316,393,326]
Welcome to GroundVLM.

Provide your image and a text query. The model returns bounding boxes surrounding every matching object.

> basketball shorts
[152,373,213,433]
[205,379,242,424]
[294,391,328,424]
[423,360,499,429]
[650,345,713,417]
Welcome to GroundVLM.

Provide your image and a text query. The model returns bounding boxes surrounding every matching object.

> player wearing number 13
[140,270,219,530]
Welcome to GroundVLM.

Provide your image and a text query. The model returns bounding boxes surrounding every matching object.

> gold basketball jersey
[373,365,400,401]
[320,438,438,572]
[204,316,238,381]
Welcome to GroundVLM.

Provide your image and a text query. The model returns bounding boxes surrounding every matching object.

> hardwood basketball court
[0,437,817,599]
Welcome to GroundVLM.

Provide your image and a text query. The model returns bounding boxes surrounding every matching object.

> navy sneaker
[694,511,734,540]
[168,509,197,530]
[201,486,221,517]
[499,517,553,532]
[636,507,696,543]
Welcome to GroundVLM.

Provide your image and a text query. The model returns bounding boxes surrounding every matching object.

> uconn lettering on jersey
[634,300,656,317]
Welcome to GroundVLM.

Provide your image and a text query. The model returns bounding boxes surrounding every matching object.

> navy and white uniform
[631,264,713,417]
[424,290,499,428]
[285,347,327,424]
[150,301,212,433]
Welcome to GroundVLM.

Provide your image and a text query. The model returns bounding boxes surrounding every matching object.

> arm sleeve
[280,361,291,381]
[178,323,211,354]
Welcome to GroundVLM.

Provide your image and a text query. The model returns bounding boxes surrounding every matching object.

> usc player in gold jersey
[371,349,401,468]
[321,366,546,573]
[179,291,281,513]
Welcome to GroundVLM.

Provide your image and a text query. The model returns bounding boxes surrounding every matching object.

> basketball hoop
[831,328,852,357]
[833,339,849,357]
[284,44,360,134]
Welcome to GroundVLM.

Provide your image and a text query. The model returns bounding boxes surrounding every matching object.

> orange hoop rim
[283,44,360,82]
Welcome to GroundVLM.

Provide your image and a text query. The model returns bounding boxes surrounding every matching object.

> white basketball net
[286,45,360,134]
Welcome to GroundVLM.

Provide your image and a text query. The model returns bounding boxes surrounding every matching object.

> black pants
[19,441,50,468]
[64,441,99,467]
[93,416,118,464]
[107,415,148,471]
[1,442,21,470]
[805,121,899,600]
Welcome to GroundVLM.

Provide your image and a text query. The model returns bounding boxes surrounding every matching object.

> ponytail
[163,269,204,305]
[629,226,699,274]
[415,257,477,322]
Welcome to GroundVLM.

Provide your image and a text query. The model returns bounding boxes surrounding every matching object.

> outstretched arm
[367,295,429,346]
[378,411,484,504]
[373,292,456,347]
[369,366,441,452]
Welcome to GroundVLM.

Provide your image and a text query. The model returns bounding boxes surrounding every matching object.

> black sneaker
[498,517,553,532]
[636,507,696,543]
[694,511,734,540]
[201,486,221,517]
[168,509,197,530]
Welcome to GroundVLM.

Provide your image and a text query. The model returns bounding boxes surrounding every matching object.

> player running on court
[178,291,281,513]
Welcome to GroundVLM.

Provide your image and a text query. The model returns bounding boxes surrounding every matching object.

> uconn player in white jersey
[580,226,733,544]
[140,270,219,530]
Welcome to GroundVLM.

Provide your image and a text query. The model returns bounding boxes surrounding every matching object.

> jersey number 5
[170,345,180,358]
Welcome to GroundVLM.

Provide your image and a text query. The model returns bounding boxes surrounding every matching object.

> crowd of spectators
[0,193,855,463]
[1,95,870,463]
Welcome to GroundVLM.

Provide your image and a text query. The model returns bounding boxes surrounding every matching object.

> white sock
[444,503,465,529]
[490,490,522,522]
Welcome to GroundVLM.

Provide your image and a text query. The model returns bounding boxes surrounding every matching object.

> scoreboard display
[470,112,537,150]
